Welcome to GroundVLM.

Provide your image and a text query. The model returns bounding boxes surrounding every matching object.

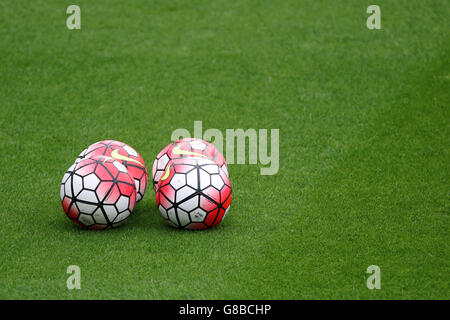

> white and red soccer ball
[60,138,231,230]
[152,138,228,191]
[60,155,137,229]
[76,140,148,202]
[155,157,232,230]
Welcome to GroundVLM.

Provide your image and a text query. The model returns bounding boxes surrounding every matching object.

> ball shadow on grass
[56,197,229,235]
[129,199,229,234]
[54,199,162,234]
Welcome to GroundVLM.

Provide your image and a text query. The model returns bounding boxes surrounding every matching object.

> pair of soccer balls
[60,140,147,230]
[60,138,232,230]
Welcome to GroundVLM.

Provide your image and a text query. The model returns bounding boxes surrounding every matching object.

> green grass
[0,0,449,299]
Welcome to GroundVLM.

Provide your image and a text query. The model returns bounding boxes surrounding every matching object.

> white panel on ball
[72,175,83,196]
[179,196,199,212]
[116,196,129,212]
[78,189,98,203]
[64,177,73,197]
[158,154,169,170]
[167,208,178,225]
[123,145,138,157]
[83,173,100,190]
[211,174,224,190]
[78,214,94,226]
[158,205,168,219]
[176,185,195,203]
[202,165,219,174]
[77,202,97,214]
[92,208,107,224]
[199,170,210,190]
[114,210,131,223]
[103,205,118,221]
[170,173,186,190]
[186,170,198,189]
[177,209,191,227]
[190,208,207,222]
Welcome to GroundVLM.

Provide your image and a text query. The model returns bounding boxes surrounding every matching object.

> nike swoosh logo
[110,149,144,166]
[172,145,207,158]
[160,165,171,181]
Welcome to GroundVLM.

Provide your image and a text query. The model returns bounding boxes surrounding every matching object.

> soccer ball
[76,140,147,202]
[155,157,232,230]
[60,155,137,229]
[152,138,228,191]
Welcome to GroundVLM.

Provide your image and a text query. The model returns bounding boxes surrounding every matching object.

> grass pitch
[0,0,448,299]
